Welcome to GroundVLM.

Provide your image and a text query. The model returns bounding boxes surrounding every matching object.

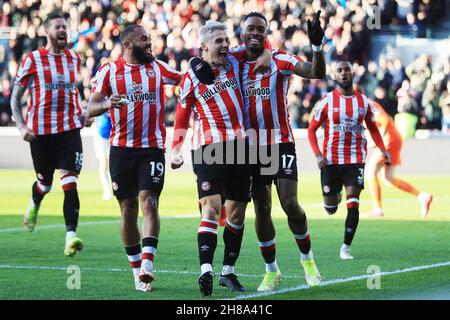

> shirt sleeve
[172,73,195,150]
[15,53,35,87]
[90,63,112,96]
[274,51,304,76]
[157,60,182,85]
[307,96,328,156]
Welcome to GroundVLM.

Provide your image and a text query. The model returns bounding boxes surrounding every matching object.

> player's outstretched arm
[294,10,326,79]
[11,83,35,142]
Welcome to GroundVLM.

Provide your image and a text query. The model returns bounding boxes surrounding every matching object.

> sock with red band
[198,218,218,273]
[125,243,142,277]
[258,238,278,272]
[142,236,158,269]
[294,231,312,259]
[222,220,244,273]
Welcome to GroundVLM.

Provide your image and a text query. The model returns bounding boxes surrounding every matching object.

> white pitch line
[228,260,450,300]
[0,264,301,279]
[0,214,199,233]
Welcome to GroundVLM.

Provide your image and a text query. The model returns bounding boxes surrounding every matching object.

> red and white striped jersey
[241,50,302,145]
[311,89,376,165]
[15,48,84,135]
[175,53,246,149]
[91,57,181,149]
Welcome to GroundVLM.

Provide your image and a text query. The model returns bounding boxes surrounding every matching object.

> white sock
[221,265,235,276]
[300,250,313,261]
[132,268,141,277]
[201,263,213,275]
[66,231,77,244]
[341,243,350,250]
[265,261,279,272]
[374,208,383,214]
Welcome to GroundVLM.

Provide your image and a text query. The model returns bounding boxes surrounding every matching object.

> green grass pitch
[0,169,449,300]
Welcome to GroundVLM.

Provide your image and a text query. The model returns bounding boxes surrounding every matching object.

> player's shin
[222,220,244,275]
[61,173,79,232]
[198,218,218,274]
[344,195,360,246]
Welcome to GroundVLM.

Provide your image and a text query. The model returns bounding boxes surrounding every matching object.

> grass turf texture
[0,170,449,300]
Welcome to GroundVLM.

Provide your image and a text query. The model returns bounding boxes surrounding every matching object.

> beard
[338,80,353,90]
[132,45,155,64]
[247,44,264,57]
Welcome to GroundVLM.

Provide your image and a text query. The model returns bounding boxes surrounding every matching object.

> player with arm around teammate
[238,11,325,291]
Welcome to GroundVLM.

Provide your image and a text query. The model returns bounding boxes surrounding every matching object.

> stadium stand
[0,0,448,131]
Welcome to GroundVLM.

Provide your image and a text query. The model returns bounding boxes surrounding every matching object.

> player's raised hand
[19,126,36,142]
[109,94,129,109]
[171,150,184,169]
[307,10,324,46]
[315,153,328,169]
[382,150,392,166]
[190,57,215,85]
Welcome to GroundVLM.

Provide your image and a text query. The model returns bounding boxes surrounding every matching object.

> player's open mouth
[145,48,152,55]
[57,34,66,41]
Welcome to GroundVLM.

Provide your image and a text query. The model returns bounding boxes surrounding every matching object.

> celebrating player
[87,25,181,292]
[307,61,391,260]
[171,20,268,296]
[239,12,325,291]
[11,13,89,257]
[364,100,433,218]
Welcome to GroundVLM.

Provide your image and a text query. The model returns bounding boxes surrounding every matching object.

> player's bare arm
[11,83,35,142]
[294,10,325,79]
[88,93,127,117]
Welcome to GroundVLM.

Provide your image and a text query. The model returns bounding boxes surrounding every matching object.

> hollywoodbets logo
[200,77,238,101]
[126,81,156,104]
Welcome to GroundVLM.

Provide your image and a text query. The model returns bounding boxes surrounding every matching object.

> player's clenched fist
[171,150,184,169]
[109,94,129,109]
[382,150,392,166]
[315,153,328,169]
[19,126,36,142]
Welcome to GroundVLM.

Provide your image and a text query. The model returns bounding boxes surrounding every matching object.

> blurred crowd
[0,0,448,132]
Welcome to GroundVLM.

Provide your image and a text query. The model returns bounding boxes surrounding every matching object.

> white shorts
[92,124,110,160]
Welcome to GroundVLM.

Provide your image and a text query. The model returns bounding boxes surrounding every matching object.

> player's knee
[60,172,78,191]
[346,195,360,209]
[324,204,338,215]
[36,180,52,194]
[280,196,300,215]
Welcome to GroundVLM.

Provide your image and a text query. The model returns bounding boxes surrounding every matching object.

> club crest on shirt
[130,82,144,93]
[68,63,74,72]
[57,73,65,82]
[147,70,155,78]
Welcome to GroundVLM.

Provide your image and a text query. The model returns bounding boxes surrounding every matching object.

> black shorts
[251,142,298,187]
[192,141,252,203]
[30,129,83,183]
[320,164,365,196]
[109,146,165,200]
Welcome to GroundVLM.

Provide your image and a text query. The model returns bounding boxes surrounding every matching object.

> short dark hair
[243,12,267,25]
[120,24,144,44]
[44,13,65,27]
